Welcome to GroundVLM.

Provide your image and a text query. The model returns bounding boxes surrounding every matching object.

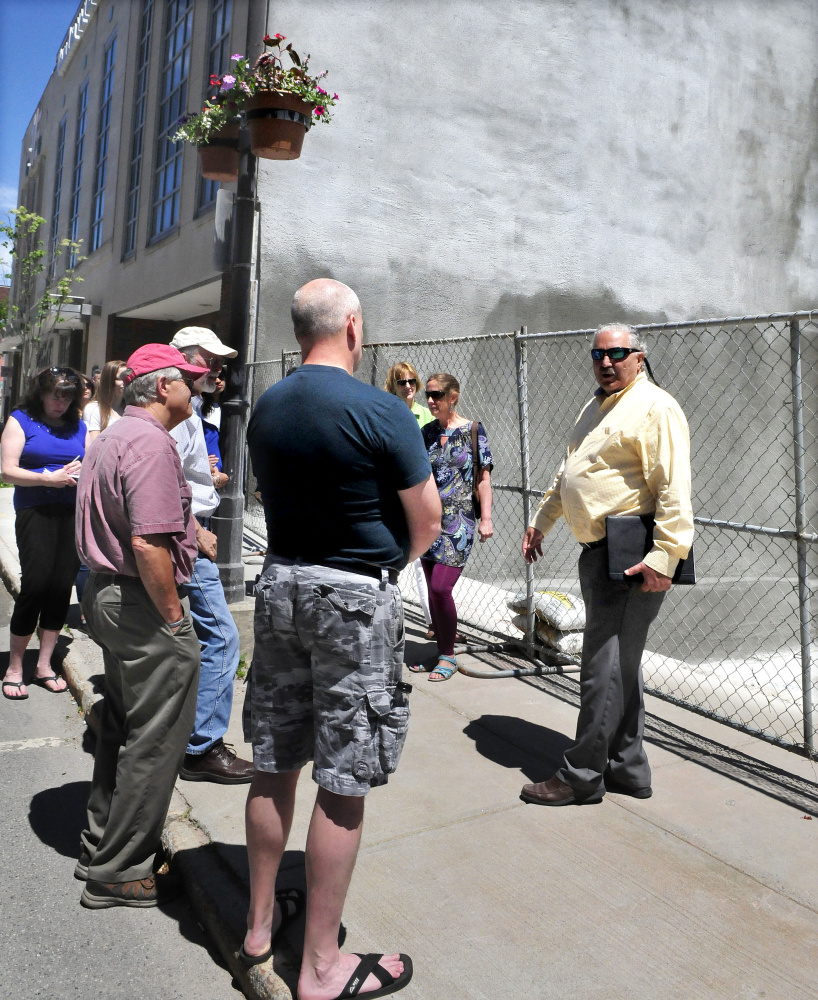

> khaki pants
[80,573,200,882]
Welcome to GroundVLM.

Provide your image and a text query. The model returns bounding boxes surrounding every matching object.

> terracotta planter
[198,124,240,182]
[245,92,314,160]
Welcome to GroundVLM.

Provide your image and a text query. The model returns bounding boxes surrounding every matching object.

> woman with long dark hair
[1,367,86,699]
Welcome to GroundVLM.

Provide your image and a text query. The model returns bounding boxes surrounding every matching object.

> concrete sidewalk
[2,485,818,1000]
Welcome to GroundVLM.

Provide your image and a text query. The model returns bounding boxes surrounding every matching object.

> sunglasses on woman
[425,389,448,401]
[590,347,641,362]
[45,367,80,385]
[396,378,416,387]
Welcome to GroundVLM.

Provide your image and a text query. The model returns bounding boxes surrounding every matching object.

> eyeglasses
[396,378,417,387]
[425,390,448,401]
[590,347,642,363]
[198,354,223,371]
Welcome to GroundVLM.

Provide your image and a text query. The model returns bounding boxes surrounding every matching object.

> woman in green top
[385,361,434,634]
[385,361,434,428]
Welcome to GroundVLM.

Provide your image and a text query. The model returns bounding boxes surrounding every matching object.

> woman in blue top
[0,367,86,700]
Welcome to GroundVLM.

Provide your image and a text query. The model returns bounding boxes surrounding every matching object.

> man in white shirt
[169,326,253,784]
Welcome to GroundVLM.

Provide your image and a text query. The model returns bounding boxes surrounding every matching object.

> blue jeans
[183,554,241,755]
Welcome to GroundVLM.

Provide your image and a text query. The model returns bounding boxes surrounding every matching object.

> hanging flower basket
[245,92,315,160]
[198,124,240,181]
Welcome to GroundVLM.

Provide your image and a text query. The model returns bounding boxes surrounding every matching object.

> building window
[90,37,117,252]
[151,0,193,239]
[68,80,89,267]
[48,116,68,281]
[123,0,154,257]
[198,0,232,210]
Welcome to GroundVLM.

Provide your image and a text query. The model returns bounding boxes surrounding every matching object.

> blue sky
[0,0,80,277]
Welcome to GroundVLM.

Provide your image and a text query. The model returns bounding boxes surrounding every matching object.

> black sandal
[238,887,305,966]
[2,680,28,700]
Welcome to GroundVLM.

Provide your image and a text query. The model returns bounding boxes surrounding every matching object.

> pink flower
[231,53,243,60]
[221,74,236,90]
[333,93,339,100]
[315,106,325,116]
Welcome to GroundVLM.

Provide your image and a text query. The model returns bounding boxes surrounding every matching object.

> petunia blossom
[231,53,243,60]
[221,74,236,90]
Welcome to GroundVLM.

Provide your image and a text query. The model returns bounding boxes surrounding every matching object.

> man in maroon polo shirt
[74,344,210,909]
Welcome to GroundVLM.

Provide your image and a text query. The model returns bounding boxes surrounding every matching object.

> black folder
[606,514,695,585]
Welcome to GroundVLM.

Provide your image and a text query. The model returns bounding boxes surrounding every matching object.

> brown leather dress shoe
[179,739,255,784]
[520,776,601,806]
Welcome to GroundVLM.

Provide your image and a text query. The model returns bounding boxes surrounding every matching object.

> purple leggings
[422,560,463,656]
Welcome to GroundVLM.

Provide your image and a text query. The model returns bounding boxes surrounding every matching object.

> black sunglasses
[425,389,448,401]
[590,347,641,362]
[396,378,416,387]
[45,366,80,384]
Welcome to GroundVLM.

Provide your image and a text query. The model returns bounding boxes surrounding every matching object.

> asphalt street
[0,582,242,1000]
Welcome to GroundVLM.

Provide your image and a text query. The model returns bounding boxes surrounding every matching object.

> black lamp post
[212,129,256,604]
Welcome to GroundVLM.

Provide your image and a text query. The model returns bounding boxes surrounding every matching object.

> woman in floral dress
[409,372,493,681]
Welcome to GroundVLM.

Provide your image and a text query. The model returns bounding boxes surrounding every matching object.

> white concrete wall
[254,0,818,358]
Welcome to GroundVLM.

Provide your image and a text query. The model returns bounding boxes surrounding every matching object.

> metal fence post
[280,349,286,380]
[515,326,536,660]
[789,318,814,753]
[369,344,379,387]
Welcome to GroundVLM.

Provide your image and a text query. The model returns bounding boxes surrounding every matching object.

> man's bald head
[291,279,362,343]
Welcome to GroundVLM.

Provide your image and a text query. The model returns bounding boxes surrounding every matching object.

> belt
[268,555,399,586]
[92,571,185,594]
[579,537,606,551]
[357,565,399,585]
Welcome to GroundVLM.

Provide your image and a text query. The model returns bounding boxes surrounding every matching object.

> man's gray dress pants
[556,545,665,800]
[80,573,200,882]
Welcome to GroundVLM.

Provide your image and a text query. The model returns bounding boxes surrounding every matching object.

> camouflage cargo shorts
[242,556,410,796]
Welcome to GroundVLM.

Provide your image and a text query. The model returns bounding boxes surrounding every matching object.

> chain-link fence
[245,311,818,760]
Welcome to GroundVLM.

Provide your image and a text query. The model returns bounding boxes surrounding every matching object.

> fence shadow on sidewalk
[523,670,818,816]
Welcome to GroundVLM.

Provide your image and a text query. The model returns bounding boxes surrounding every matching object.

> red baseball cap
[122,344,210,386]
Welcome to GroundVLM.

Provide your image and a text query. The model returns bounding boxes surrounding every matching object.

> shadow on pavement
[206,843,349,994]
[523,669,818,815]
[463,714,572,780]
[28,780,90,859]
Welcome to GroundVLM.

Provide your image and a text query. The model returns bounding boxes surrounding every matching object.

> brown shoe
[520,776,602,807]
[80,872,179,909]
[179,739,254,784]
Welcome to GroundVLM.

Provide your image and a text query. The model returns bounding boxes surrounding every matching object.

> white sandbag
[507,589,586,631]
[510,614,584,657]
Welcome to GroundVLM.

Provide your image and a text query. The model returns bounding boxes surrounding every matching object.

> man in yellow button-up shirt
[519,323,693,806]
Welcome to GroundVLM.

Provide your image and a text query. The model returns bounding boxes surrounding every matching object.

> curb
[0,551,291,1000]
